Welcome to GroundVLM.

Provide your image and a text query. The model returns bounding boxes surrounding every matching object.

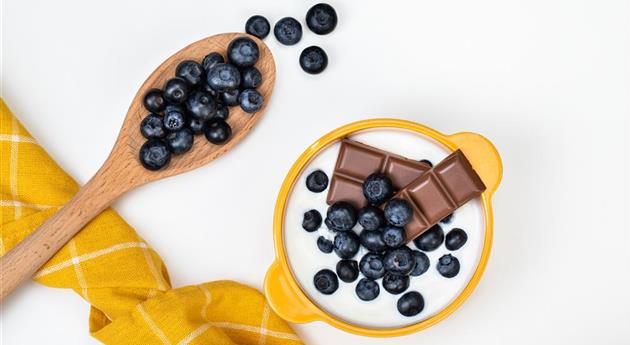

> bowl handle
[264,261,319,323]
[446,132,503,196]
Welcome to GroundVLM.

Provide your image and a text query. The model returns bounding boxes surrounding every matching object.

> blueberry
[165,127,194,155]
[355,278,379,301]
[163,105,187,132]
[445,228,468,251]
[143,88,166,113]
[274,17,302,45]
[299,46,328,74]
[221,89,240,106]
[381,225,406,248]
[188,118,206,135]
[186,90,217,121]
[228,37,260,68]
[360,230,387,253]
[324,217,335,231]
[420,159,433,167]
[383,247,415,275]
[437,254,460,278]
[140,114,166,139]
[359,253,385,279]
[207,63,241,92]
[384,198,413,227]
[241,67,262,89]
[306,3,338,35]
[362,173,394,206]
[440,213,454,224]
[358,206,385,231]
[412,224,444,252]
[326,201,357,231]
[215,103,229,120]
[204,119,232,144]
[202,52,225,73]
[306,170,329,193]
[238,89,264,113]
[397,291,424,317]
[382,272,410,295]
[245,15,271,39]
[163,77,189,104]
[333,231,360,259]
[336,260,359,283]
[139,139,171,171]
[313,269,338,295]
[176,60,205,87]
[317,236,334,253]
[302,209,322,232]
[410,250,430,276]
[197,82,219,99]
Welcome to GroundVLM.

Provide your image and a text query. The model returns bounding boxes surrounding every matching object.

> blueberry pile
[302,169,469,317]
[138,36,265,170]
[245,3,336,74]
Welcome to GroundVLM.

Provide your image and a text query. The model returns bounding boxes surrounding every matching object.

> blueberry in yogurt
[382,272,410,295]
[305,3,338,35]
[139,139,171,171]
[383,247,415,276]
[410,250,430,277]
[274,17,302,45]
[357,206,385,231]
[302,209,322,232]
[413,224,444,252]
[397,291,424,317]
[227,37,260,68]
[326,201,357,231]
[314,269,339,294]
[360,229,387,253]
[140,114,166,139]
[333,231,360,259]
[362,173,394,205]
[355,278,379,301]
[440,213,454,224]
[317,236,334,253]
[381,225,405,248]
[306,170,329,193]
[245,15,271,39]
[359,253,385,279]
[420,159,433,167]
[383,198,413,227]
[445,228,468,251]
[437,254,460,278]
[336,260,359,283]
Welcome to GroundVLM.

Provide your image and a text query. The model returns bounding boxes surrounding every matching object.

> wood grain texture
[0,33,276,301]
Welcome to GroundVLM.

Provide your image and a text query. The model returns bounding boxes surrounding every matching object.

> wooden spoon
[0,32,276,301]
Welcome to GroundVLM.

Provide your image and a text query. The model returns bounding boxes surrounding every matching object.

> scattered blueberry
[445,228,468,251]
[384,198,413,227]
[357,206,385,231]
[176,60,205,87]
[163,105,187,132]
[333,231,360,259]
[204,119,232,144]
[326,201,357,231]
[143,88,166,113]
[360,230,387,253]
[274,17,302,45]
[420,159,433,167]
[355,278,379,301]
[359,253,385,279]
[299,46,328,74]
[163,77,189,104]
[140,114,166,139]
[412,224,444,252]
[440,213,454,224]
[306,170,329,193]
[241,67,262,89]
[306,3,338,35]
[228,37,260,68]
[221,89,240,107]
[202,52,225,73]
[238,89,264,113]
[363,173,394,206]
[317,236,334,253]
[302,209,322,232]
[186,90,217,121]
[207,63,241,92]
[410,250,430,277]
[437,254,460,278]
[215,103,229,120]
[165,127,194,154]
[313,269,338,294]
[382,272,410,295]
[397,291,424,317]
[245,15,271,39]
[381,225,406,248]
[336,260,359,283]
[383,247,415,275]
[139,139,171,171]
[188,118,206,135]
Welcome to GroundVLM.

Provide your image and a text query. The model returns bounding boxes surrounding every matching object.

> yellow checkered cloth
[0,99,302,345]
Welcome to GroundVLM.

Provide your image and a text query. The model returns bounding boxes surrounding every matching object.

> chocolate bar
[326,139,431,208]
[394,150,486,241]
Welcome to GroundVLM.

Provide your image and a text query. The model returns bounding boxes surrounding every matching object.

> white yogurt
[283,129,485,329]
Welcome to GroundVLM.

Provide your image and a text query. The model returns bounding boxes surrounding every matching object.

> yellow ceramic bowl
[264,119,502,337]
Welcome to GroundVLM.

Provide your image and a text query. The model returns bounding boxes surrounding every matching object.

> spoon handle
[0,163,129,301]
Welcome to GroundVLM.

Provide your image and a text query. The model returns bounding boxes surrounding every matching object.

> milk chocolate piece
[395,150,486,241]
[326,140,431,208]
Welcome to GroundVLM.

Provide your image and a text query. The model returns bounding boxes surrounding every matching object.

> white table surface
[2,0,629,343]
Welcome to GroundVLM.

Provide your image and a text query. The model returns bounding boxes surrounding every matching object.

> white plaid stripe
[68,240,90,301]
[0,200,54,210]
[198,285,212,320]
[206,322,301,341]
[258,304,271,345]
[137,304,172,345]
[141,245,168,290]
[0,133,37,144]
[9,117,20,218]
